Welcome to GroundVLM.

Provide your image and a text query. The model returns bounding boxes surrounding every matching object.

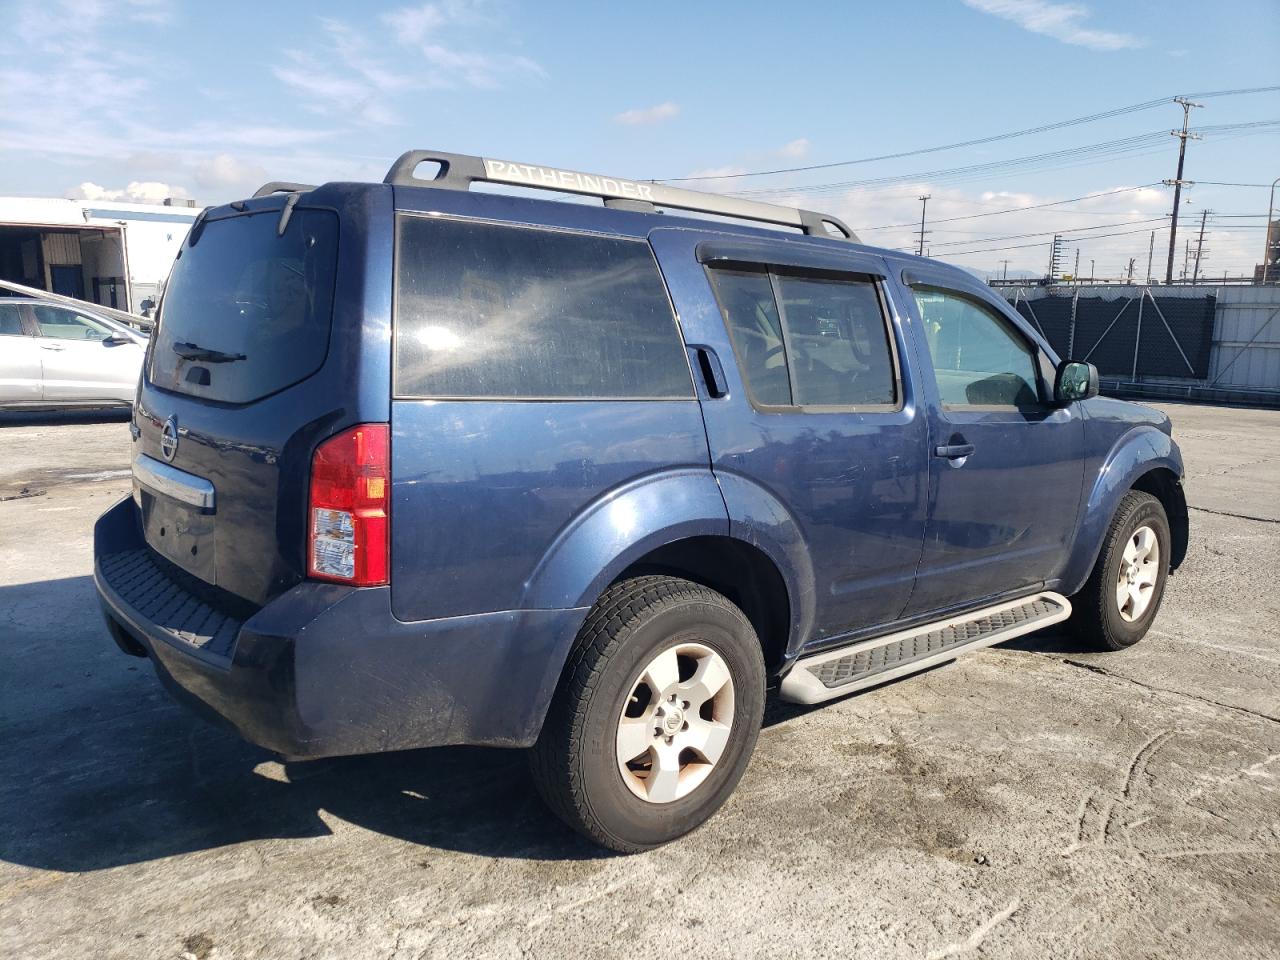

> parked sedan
[0,298,147,409]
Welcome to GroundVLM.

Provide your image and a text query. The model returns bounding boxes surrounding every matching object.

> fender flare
[520,468,816,660]
[520,468,731,611]
[1059,425,1185,595]
[714,471,818,659]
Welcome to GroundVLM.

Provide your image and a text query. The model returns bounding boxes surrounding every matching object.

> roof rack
[382,149,858,241]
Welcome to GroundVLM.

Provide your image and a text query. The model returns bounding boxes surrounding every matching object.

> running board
[779,592,1071,705]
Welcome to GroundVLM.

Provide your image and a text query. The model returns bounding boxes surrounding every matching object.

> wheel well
[1131,467,1188,570]
[611,536,792,674]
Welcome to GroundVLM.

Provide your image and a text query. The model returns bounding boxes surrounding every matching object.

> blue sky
[3,0,1278,277]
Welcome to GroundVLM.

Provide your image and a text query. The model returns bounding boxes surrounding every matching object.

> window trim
[391,212,697,402]
[706,263,905,415]
[910,283,1050,411]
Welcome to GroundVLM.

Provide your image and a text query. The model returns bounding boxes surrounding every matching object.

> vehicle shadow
[0,576,607,874]
[0,408,131,427]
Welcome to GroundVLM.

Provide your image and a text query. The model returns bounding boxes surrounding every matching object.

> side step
[779,592,1071,705]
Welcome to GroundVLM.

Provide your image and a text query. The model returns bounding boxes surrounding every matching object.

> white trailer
[0,196,200,315]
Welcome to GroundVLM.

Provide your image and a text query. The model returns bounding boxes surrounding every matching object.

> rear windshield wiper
[172,341,247,363]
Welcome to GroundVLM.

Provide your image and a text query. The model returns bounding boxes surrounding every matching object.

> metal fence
[1000,284,1280,407]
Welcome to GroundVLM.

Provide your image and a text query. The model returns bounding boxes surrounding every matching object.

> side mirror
[1055,360,1099,403]
[104,334,132,346]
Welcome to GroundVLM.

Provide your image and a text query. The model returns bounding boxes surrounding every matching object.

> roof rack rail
[252,181,316,199]
[383,149,858,241]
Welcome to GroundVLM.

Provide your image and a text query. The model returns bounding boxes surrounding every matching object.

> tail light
[308,423,389,586]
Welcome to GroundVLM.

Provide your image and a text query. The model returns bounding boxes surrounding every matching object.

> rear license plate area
[140,489,216,581]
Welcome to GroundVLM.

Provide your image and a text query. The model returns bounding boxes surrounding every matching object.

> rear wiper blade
[172,341,246,363]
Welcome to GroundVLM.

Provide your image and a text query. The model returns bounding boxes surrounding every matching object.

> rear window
[394,216,692,399]
[148,209,339,404]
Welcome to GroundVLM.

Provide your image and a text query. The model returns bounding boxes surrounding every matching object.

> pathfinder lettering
[485,159,656,201]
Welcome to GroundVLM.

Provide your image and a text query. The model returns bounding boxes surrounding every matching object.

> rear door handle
[934,443,975,459]
[688,345,728,399]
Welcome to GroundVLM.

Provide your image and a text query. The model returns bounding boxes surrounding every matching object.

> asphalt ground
[1,401,1277,960]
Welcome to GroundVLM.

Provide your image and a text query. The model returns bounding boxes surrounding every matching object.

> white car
[0,298,147,410]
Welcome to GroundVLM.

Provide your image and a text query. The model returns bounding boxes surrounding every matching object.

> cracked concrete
[1,401,1278,960]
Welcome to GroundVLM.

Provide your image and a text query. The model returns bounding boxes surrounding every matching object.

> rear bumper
[93,497,587,758]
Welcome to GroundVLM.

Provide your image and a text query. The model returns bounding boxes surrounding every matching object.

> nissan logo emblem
[160,416,180,462]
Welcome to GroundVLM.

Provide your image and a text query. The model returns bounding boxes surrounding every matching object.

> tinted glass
[775,274,895,407]
[707,268,791,406]
[913,288,1041,407]
[33,305,111,340]
[395,216,692,399]
[0,304,25,336]
[149,209,338,404]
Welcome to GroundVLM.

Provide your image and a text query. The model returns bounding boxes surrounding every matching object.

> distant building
[1255,219,1280,284]
[0,195,200,314]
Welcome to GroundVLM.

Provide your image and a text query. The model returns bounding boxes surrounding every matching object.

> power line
[939,225,1174,258]
[926,216,1172,250]
[856,184,1162,231]
[657,85,1280,182]
[736,121,1280,199]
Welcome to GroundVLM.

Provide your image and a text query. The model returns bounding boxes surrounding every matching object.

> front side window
[33,305,112,340]
[708,266,897,409]
[394,216,692,400]
[912,288,1041,408]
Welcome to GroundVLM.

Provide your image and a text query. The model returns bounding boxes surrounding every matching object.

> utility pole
[1262,176,1279,284]
[1073,248,1080,283]
[999,259,1010,281]
[1089,258,1095,282]
[915,195,930,257]
[1191,209,1209,284]
[1146,231,1155,284]
[1048,234,1066,283]
[1127,258,1136,283]
[1163,96,1202,284]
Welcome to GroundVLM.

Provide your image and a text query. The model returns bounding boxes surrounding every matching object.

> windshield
[148,208,339,403]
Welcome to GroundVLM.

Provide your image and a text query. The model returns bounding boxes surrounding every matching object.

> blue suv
[94,150,1188,852]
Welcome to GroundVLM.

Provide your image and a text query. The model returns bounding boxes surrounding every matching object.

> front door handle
[40,343,66,352]
[934,443,975,459]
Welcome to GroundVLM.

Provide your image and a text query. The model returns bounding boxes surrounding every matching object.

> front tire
[1071,490,1171,651]
[530,576,766,853]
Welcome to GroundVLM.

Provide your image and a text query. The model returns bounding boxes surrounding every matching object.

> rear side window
[394,216,692,400]
[149,209,339,404]
[708,266,898,409]
[0,303,25,336]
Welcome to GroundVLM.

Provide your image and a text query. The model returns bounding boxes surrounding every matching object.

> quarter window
[394,216,692,400]
[912,288,1041,408]
[708,267,897,409]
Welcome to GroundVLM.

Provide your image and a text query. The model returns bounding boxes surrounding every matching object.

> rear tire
[1071,490,1170,652]
[530,576,766,853]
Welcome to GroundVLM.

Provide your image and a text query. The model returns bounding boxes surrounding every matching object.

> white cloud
[381,2,543,88]
[193,154,269,192]
[779,138,811,159]
[70,180,189,203]
[961,0,1143,51]
[615,102,680,126]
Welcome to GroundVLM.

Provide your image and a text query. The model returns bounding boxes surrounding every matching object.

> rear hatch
[132,185,392,608]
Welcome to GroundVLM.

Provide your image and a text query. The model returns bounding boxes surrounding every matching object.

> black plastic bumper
[94,497,587,759]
